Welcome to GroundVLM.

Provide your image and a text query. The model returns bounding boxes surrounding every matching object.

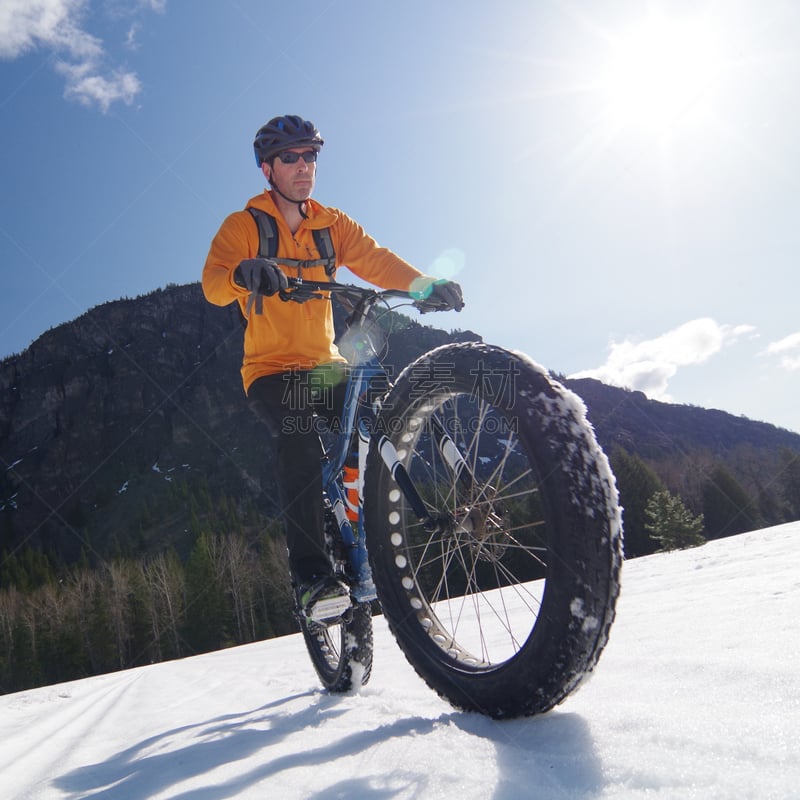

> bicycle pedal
[307,593,353,623]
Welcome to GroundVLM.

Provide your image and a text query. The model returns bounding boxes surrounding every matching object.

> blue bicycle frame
[320,356,382,603]
[289,279,453,604]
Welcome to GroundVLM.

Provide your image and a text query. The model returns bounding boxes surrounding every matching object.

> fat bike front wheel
[364,343,623,719]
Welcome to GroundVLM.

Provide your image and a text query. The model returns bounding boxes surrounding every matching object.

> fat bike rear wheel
[364,343,623,718]
[299,602,373,692]
[298,507,374,693]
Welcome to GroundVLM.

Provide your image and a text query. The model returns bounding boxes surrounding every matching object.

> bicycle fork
[372,413,472,533]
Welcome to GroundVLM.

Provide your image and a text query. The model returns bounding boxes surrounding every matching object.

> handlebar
[279,278,455,316]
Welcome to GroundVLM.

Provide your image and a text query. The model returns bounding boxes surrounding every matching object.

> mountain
[1,282,799,570]
[1,521,798,799]
[0,284,482,566]
[564,376,800,459]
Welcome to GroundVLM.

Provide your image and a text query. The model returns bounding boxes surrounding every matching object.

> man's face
[263,147,317,202]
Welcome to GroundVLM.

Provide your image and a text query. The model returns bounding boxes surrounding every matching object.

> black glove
[234,258,288,296]
[428,280,464,311]
[411,277,464,312]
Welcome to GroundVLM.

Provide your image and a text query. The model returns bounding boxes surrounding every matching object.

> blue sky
[1,0,799,434]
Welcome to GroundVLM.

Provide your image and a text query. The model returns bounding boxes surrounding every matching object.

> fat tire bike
[284,278,623,719]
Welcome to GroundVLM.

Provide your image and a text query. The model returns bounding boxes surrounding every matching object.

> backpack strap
[247,207,336,276]
[248,206,279,258]
[312,227,336,277]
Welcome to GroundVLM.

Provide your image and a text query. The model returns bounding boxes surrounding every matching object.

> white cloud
[0,0,159,112]
[57,60,141,111]
[0,0,89,58]
[765,331,800,371]
[569,318,756,401]
[124,22,140,50]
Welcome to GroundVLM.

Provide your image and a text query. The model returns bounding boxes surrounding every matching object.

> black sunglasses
[276,150,318,164]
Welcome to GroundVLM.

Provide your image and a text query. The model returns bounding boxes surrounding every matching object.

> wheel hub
[455,504,508,562]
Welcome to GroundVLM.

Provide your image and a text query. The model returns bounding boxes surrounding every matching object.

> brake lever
[279,287,324,304]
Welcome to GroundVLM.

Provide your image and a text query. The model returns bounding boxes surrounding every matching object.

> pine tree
[256,526,294,638]
[127,561,157,666]
[0,588,22,690]
[106,561,133,669]
[645,490,706,551]
[183,533,228,653]
[10,613,40,691]
[778,448,800,520]
[85,571,124,675]
[702,465,760,539]
[18,576,90,687]
[610,449,665,558]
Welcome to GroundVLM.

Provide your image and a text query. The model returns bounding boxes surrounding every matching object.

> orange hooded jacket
[202,190,423,392]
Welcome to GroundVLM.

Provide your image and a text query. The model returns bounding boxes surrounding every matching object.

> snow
[1,522,798,800]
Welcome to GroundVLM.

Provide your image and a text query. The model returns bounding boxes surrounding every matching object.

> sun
[600,12,724,135]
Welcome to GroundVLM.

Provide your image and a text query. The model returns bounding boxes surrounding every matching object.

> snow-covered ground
[2,522,798,800]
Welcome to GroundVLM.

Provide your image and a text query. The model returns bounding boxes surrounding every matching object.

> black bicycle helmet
[253,115,324,166]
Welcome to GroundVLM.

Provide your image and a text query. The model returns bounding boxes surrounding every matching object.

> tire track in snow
[2,670,144,796]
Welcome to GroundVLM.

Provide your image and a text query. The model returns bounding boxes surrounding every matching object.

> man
[202,115,463,624]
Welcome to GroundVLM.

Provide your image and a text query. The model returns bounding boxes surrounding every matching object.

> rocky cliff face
[0,285,265,559]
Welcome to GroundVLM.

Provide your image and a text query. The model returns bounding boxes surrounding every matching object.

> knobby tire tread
[364,343,623,719]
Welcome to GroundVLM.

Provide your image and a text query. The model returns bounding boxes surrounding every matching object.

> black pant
[247,363,349,583]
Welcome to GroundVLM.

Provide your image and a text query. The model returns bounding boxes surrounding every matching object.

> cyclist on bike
[202,114,463,624]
